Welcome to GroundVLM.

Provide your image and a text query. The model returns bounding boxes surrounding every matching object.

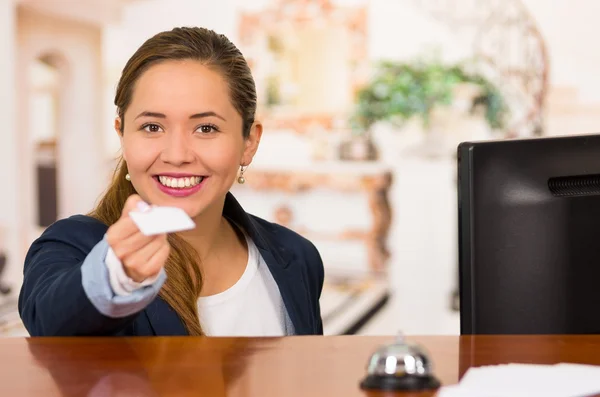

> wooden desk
[1,335,599,396]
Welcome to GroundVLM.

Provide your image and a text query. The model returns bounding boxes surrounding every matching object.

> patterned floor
[0,295,28,337]
[320,275,389,335]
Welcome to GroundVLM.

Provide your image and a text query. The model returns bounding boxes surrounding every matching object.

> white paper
[436,363,600,397]
[129,206,195,236]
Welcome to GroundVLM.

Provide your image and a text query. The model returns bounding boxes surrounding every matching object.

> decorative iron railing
[414,0,549,137]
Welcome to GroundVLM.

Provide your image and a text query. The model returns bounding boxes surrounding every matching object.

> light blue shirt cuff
[81,236,167,318]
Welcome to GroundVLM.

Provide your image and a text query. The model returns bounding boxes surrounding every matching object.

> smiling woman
[120,60,250,215]
[17,27,325,338]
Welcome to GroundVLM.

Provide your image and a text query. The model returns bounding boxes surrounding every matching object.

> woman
[18,27,324,337]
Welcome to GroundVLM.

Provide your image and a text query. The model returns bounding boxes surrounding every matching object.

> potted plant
[348,57,508,157]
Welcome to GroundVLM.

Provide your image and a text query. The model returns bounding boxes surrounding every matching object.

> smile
[153,174,208,198]
[157,175,204,189]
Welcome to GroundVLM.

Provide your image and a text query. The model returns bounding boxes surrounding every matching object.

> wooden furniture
[2,335,600,396]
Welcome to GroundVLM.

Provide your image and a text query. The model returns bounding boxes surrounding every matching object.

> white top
[197,235,292,336]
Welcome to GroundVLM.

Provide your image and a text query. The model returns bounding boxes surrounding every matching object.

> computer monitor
[457,134,600,334]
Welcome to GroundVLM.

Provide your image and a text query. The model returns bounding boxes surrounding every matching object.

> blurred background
[1,0,598,337]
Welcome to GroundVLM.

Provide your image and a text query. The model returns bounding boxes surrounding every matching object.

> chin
[161,201,202,217]
[182,206,203,219]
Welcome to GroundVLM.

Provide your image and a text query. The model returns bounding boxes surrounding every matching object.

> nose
[160,130,195,165]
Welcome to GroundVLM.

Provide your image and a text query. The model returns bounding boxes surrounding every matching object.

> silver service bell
[360,333,441,391]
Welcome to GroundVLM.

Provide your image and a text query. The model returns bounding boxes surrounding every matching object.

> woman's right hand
[105,194,170,282]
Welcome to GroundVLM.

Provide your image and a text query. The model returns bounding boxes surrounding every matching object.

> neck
[178,197,231,263]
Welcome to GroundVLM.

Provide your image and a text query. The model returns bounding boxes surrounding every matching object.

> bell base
[360,374,441,391]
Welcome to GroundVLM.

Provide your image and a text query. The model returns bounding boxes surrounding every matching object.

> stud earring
[237,165,247,184]
[125,173,131,181]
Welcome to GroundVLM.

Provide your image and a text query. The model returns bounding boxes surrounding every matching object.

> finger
[124,239,170,282]
[116,232,164,263]
[108,194,152,245]
[142,242,171,279]
[106,217,140,247]
[121,194,151,219]
[121,233,166,268]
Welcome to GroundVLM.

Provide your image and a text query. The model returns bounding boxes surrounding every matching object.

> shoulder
[249,215,315,251]
[28,215,109,257]
[40,214,109,241]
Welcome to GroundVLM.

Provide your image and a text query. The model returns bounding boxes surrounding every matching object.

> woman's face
[117,60,261,218]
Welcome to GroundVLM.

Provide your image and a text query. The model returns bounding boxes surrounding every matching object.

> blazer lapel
[223,192,314,335]
[256,245,313,335]
[144,297,188,336]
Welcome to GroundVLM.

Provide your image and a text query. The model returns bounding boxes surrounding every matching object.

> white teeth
[157,176,204,189]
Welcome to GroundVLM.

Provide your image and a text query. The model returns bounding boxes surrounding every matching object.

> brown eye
[197,124,219,134]
[142,124,163,133]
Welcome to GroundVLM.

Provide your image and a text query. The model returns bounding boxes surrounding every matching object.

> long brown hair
[89,27,258,335]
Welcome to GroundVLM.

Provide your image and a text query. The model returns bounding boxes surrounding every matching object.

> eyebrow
[134,111,227,122]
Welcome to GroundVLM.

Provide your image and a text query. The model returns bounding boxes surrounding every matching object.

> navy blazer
[18,193,324,336]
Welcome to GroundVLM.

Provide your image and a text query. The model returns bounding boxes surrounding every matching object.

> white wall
[522,0,600,104]
[368,0,473,63]
[17,8,108,270]
[368,0,600,104]
[0,0,21,288]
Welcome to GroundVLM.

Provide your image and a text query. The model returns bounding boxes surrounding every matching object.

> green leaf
[350,55,509,132]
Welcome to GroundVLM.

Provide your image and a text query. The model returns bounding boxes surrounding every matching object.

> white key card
[129,206,196,236]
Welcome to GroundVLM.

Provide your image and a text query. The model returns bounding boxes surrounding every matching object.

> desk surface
[2,335,600,396]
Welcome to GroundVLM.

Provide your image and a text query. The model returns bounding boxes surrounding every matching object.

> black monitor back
[458,134,600,334]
